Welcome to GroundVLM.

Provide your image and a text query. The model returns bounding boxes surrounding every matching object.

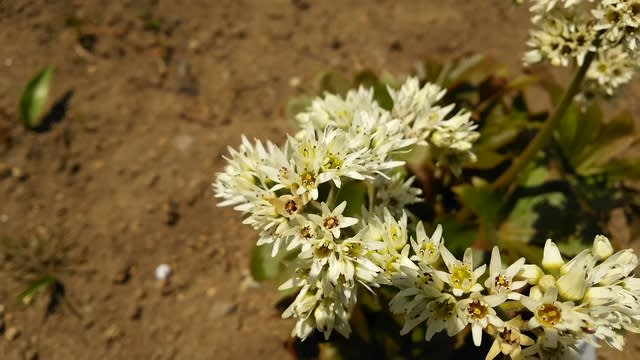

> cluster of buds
[214,78,478,339]
[519,0,640,95]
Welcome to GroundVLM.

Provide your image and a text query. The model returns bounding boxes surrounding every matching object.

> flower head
[436,247,487,297]
[484,246,527,300]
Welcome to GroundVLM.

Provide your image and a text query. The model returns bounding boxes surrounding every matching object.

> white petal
[490,246,502,276]
[439,246,458,272]
[472,324,483,346]
[334,201,347,215]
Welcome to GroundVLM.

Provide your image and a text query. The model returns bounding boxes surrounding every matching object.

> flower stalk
[491,38,600,191]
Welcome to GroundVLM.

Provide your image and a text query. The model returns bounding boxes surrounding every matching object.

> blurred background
[0,1,639,359]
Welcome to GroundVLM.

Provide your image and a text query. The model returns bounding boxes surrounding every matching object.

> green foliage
[250,242,280,281]
[19,65,54,128]
[18,274,58,304]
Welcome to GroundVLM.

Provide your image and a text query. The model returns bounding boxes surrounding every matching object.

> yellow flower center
[466,299,488,320]
[343,242,362,258]
[450,264,473,291]
[314,243,333,258]
[433,298,456,319]
[421,242,437,257]
[323,216,340,230]
[499,327,519,345]
[537,304,562,327]
[300,225,313,240]
[323,153,343,170]
[417,271,434,286]
[494,274,510,291]
[284,199,298,215]
[300,171,316,187]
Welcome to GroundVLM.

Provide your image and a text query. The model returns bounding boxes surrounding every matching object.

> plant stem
[490,49,597,191]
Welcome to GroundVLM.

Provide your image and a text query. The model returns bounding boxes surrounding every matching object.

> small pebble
[103,324,122,343]
[289,76,301,88]
[4,327,20,341]
[155,264,172,280]
[25,349,38,360]
[208,302,238,320]
[129,304,143,320]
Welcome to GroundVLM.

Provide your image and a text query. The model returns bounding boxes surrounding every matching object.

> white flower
[520,331,582,360]
[521,287,588,348]
[308,201,358,239]
[485,316,535,360]
[484,246,527,300]
[586,45,638,95]
[388,77,479,171]
[390,257,444,311]
[295,86,382,130]
[376,208,409,251]
[410,222,443,265]
[428,110,480,174]
[316,128,368,188]
[436,247,487,297]
[283,216,320,251]
[593,0,640,51]
[393,292,466,341]
[588,248,638,285]
[282,282,354,340]
[374,173,422,216]
[282,284,322,340]
[458,293,506,346]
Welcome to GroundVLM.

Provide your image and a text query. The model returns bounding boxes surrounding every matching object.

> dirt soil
[1,1,639,359]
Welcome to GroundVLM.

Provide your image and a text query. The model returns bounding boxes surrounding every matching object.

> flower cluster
[214,75,640,356]
[214,77,478,340]
[390,227,640,360]
[520,0,640,95]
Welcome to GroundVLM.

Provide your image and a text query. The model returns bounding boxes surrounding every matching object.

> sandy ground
[0,1,639,359]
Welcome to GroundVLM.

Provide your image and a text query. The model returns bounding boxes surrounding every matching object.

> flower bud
[593,234,614,260]
[517,264,544,285]
[557,267,587,301]
[537,274,557,292]
[542,239,564,273]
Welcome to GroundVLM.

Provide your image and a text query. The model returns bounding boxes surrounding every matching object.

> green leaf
[570,103,602,157]
[314,71,351,97]
[250,242,280,281]
[19,65,54,128]
[595,156,640,180]
[453,184,502,226]
[336,181,367,217]
[465,147,508,170]
[18,274,57,304]
[555,104,579,151]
